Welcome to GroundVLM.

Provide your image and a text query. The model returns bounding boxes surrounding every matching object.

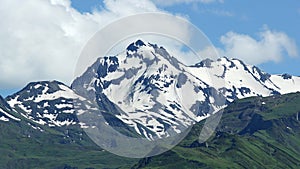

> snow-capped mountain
[5,81,91,128]
[3,40,300,140]
[72,40,300,139]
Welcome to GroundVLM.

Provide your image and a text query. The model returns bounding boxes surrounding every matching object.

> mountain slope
[0,95,20,122]
[133,92,300,169]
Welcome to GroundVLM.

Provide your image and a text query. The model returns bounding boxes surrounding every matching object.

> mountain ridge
[2,40,300,140]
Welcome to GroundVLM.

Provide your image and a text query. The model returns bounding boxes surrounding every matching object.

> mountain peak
[126,39,146,52]
[281,73,292,80]
[192,57,238,69]
[192,58,214,68]
[8,80,70,98]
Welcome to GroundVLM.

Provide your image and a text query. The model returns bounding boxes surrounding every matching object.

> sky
[0,0,299,97]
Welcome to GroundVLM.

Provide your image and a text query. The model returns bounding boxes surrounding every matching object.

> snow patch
[0,116,9,122]
[0,108,21,121]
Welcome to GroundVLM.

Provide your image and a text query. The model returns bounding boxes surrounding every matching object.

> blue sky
[0,0,299,97]
[71,0,300,75]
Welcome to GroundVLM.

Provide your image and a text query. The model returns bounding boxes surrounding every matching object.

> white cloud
[0,0,201,90]
[103,0,158,15]
[0,0,160,89]
[219,26,298,65]
[152,0,223,6]
[3,0,296,92]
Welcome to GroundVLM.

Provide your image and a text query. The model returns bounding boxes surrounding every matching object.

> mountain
[72,40,300,139]
[3,40,300,141]
[5,81,87,128]
[72,40,227,140]
[133,92,300,169]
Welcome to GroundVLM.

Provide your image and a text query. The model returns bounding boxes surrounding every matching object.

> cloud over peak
[0,0,158,89]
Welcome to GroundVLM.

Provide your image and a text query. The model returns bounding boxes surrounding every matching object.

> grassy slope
[0,108,138,169]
